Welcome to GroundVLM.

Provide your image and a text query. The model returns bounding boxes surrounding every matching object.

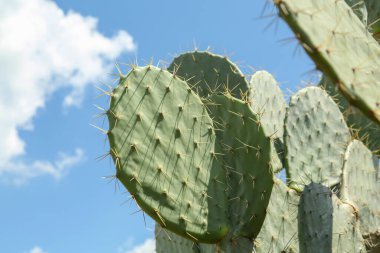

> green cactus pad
[249,70,286,173]
[108,66,228,243]
[255,179,300,253]
[298,182,367,253]
[341,140,380,248]
[321,77,380,157]
[284,87,351,189]
[276,0,380,124]
[168,51,249,98]
[206,94,273,238]
[155,223,198,253]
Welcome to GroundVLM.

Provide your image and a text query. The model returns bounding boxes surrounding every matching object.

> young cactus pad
[168,51,249,98]
[341,140,380,249]
[275,0,380,125]
[284,87,351,189]
[249,70,286,173]
[107,66,228,243]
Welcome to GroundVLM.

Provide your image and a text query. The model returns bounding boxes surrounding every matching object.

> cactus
[100,0,380,249]
[341,140,380,251]
[206,94,274,239]
[298,182,366,253]
[284,86,351,190]
[249,71,286,173]
[107,66,229,242]
[274,0,380,125]
[168,51,248,98]
[106,61,277,246]
[254,179,299,253]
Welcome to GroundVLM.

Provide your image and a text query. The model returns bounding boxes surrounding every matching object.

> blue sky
[0,0,313,252]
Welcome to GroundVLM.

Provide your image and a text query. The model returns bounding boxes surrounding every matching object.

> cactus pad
[341,140,380,248]
[108,66,228,243]
[249,70,286,173]
[275,0,380,124]
[284,87,351,189]
[168,51,248,98]
[298,182,367,253]
[206,94,274,238]
[255,179,299,253]
[249,71,286,140]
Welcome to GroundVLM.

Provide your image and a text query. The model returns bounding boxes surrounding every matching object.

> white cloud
[1,148,85,186]
[25,246,47,253]
[120,239,155,253]
[0,0,135,183]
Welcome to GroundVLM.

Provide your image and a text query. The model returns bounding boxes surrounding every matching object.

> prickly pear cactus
[284,87,351,189]
[249,71,286,140]
[101,40,380,253]
[341,140,380,251]
[254,179,299,253]
[206,94,274,239]
[249,71,286,173]
[298,182,367,253]
[275,0,380,125]
[168,51,248,98]
[107,66,228,243]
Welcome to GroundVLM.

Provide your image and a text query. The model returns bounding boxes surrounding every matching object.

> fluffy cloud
[0,0,135,183]
[25,246,47,253]
[120,239,155,253]
[1,148,85,186]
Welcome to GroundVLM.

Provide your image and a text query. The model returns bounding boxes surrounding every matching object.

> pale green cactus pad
[108,66,228,243]
[249,71,286,140]
[168,51,249,98]
[206,94,274,238]
[255,179,299,253]
[341,140,380,250]
[298,182,367,253]
[275,0,380,124]
[249,71,286,173]
[284,87,351,189]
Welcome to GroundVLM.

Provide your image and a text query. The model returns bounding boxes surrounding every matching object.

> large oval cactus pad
[284,87,351,189]
[108,66,228,243]
[275,0,380,124]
